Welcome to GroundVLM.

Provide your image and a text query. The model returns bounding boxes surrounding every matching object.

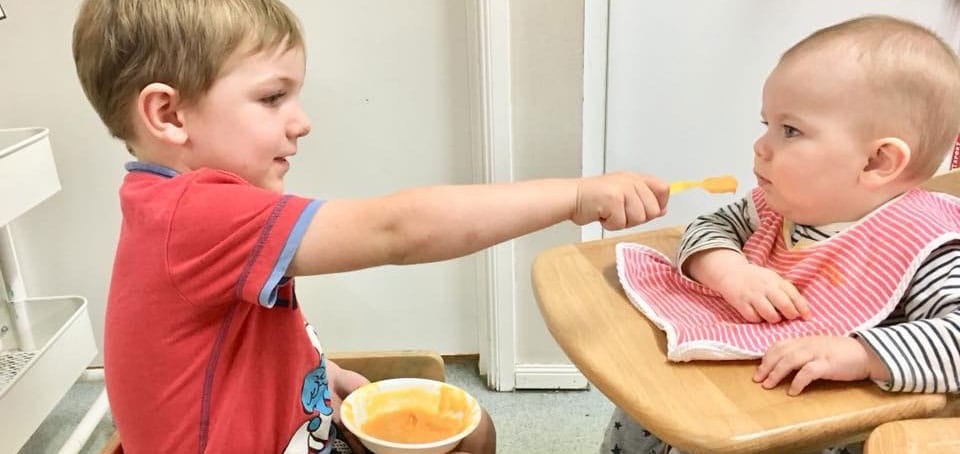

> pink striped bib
[617,188,960,361]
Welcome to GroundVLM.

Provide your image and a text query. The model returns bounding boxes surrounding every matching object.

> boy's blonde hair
[783,15,960,179]
[73,0,304,145]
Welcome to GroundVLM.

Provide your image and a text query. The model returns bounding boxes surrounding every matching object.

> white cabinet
[0,127,97,454]
[0,128,60,227]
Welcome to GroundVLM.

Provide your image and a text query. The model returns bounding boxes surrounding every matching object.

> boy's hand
[717,263,810,323]
[327,360,370,453]
[573,172,669,229]
[754,335,887,396]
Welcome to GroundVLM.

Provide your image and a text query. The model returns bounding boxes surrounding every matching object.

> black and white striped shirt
[678,196,960,393]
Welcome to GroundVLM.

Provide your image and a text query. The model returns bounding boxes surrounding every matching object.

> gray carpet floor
[19,357,613,454]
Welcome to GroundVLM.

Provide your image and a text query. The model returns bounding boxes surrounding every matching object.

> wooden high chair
[863,418,960,453]
[531,169,960,453]
[98,350,445,454]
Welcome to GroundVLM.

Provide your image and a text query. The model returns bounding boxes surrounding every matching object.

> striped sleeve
[676,196,758,268]
[855,241,960,393]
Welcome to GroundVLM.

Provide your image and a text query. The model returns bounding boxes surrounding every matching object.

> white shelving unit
[0,128,98,454]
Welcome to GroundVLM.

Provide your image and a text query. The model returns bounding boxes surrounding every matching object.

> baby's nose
[753,137,770,160]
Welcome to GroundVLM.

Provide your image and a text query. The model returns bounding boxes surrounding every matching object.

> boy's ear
[860,137,911,186]
[136,83,188,145]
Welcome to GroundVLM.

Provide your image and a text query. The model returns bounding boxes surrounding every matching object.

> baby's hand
[572,172,668,230]
[717,263,810,323]
[754,335,882,396]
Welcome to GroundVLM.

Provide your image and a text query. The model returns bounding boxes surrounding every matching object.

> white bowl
[341,378,482,454]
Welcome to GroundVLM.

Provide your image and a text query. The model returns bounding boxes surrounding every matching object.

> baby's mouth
[754,172,771,186]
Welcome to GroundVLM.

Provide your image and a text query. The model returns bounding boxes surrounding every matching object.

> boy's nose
[289,105,311,138]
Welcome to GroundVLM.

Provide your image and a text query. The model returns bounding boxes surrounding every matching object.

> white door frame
[505,0,608,390]
[474,0,611,391]
[581,0,610,243]
[471,0,517,392]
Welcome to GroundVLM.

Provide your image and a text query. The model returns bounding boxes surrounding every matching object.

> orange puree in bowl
[360,386,470,444]
[362,408,462,443]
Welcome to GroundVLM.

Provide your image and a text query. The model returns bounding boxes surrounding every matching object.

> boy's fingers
[641,175,670,210]
[635,179,666,218]
[601,202,626,230]
[334,368,369,395]
[622,188,647,228]
[654,182,670,210]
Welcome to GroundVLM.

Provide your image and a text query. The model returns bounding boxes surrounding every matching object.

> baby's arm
[855,243,960,393]
[680,197,809,323]
[756,242,960,395]
[288,172,668,275]
[676,196,755,264]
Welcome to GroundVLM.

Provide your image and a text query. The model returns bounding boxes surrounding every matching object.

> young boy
[71,1,670,453]
[603,15,960,454]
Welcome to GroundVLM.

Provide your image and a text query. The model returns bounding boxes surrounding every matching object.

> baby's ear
[860,137,911,187]
[136,83,188,145]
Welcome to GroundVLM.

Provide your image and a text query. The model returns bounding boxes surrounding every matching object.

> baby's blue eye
[782,125,800,138]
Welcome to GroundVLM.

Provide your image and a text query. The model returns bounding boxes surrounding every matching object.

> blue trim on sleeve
[125,161,179,178]
[258,199,323,307]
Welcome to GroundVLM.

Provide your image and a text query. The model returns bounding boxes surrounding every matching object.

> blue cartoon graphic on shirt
[301,323,335,454]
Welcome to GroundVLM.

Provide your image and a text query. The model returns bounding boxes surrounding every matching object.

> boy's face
[752,50,876,225]
[179,43,310,193]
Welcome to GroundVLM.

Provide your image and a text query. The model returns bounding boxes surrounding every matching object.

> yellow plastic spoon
[669,175,738,194]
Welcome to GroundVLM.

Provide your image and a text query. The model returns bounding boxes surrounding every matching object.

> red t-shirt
[105,163,333,453]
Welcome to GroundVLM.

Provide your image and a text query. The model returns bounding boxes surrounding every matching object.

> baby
[606,14,960,454]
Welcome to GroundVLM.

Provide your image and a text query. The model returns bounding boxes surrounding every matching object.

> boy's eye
[782,125,800,138]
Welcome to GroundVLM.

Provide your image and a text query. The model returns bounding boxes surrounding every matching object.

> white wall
[602,0,960,233]
[283,1,480,354]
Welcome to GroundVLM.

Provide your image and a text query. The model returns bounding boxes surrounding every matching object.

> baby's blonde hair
[73,0,304,145]
[783,15,960,179]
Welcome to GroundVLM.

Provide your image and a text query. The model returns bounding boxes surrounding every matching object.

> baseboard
[514,364,588,390]
[441,353,480,365]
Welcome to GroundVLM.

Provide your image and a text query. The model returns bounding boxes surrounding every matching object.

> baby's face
[752,50,877,225]
[177,42,310,193]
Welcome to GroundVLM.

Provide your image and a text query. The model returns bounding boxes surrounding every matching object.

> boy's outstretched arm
[288,172,668,275]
